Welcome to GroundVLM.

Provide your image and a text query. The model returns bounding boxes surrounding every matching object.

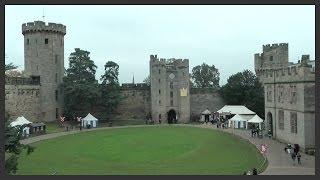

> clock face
[169,73,175,79]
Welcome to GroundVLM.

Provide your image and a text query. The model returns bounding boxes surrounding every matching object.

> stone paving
[20,124,315,175]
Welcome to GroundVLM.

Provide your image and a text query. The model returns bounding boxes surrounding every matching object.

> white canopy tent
[82,113,98,128]
[200,109,212,122]
[228,114,248,129]
[246,114,264,130]
[10,116,32,137]
[217,105,255,115]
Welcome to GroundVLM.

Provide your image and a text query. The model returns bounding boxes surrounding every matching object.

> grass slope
[16,126,264,175]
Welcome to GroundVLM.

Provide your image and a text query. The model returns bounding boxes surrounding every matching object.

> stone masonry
[254,43,315,152]
[150,55,191,123]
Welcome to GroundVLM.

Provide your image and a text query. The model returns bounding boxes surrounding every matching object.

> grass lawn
[44,121,64,134]
[16,126,265,175]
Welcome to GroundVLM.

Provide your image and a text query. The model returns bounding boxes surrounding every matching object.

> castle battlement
[263,43,288,52]
[120,83,150,89]
[5,76,40,86]
[256,61,315,83]
[22,21,66,35]
[150,55,188,67]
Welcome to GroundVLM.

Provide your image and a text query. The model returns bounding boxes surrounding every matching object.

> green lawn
[16,126,265,175]
[44,121,65,134]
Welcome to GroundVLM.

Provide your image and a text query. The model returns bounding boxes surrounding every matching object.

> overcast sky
[5,5,315,85]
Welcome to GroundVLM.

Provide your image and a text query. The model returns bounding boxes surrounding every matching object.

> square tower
[150,55,190,124]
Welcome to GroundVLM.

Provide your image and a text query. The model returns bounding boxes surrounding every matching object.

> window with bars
[45,38,49,44]
[290,112,297,134]
[278,110,284,130]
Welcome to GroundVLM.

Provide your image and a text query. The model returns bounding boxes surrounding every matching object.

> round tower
[22,21,66,122]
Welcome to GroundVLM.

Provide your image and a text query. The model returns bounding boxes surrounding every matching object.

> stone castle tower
[22,21,66,122]
[150,55,190,123]
[254,43,315,151]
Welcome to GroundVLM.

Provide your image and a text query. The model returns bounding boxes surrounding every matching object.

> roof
[247,115,264,123]
[202,109,211,115]
[229,114,247,122]
[82,113,98,121]
[30,122,46,127]
[10,116,32,127]
[217,105,255,115]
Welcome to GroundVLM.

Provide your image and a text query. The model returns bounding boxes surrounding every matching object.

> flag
[261,144,267,154]
[77,117,81,122]
[60,116,65,123]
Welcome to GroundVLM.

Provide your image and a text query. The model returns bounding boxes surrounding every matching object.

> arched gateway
[167,109,176,124]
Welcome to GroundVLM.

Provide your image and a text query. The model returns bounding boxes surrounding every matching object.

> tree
[5,63,18,71]
[62,48,100,118]
[220,70,265,118]
[191,63,220,88]
[4,112,34,174]
[143,75,150,86]
[99,61,123,120]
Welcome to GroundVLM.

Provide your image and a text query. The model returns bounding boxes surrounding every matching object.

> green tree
[99,61,123,120]
[143,75,150,86]
[220,70,265,118]
[5,63,18,71]
[191,63,220,88]
[62,48,100,117]
[4,112,34,174]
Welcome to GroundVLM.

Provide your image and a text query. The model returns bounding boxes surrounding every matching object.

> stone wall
[190,88,226,119]
[5,85,41,122]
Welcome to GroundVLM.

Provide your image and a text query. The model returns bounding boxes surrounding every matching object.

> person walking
[291,151,297,165]
[297,152,302,165]
[252,168,257,175]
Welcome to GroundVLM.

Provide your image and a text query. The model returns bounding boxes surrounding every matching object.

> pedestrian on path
[291,151,297,165]
[297,152,302,165]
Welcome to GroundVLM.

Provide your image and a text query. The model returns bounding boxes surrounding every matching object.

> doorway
[167,109,176,124]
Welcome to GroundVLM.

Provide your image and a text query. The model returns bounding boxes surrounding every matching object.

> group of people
[251,127,261,138]
[243,168,258,175]
[284,144,302,165]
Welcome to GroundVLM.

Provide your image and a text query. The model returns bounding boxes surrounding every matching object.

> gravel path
[20,124,315,175]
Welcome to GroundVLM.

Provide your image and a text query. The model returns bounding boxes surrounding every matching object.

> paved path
[195,123,315,175]
[20,124,315,175]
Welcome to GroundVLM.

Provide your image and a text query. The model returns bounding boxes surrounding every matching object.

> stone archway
[167,109,176,124]
[267,112,273,136]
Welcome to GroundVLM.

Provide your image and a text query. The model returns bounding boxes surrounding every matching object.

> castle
[254,43,315,151]
[5,21,225,123]
[150,55,190,123]
[5,21,66,122]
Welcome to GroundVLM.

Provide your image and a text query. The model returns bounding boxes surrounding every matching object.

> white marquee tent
[82,113,98,128]
[200,109,212,122]
[10,116,32,137]
[228,114,248,129]
[217,105,255,115]
[246,114,264,130]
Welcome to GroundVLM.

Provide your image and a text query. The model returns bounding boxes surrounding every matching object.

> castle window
[55,73,58,83]
[56,108,59,119]
[170,82,173,89]
[45,38,49,44]
[290,112,297,134]
[159,89,161,95]
[159,114,161,119]
[278,110,284,130]
[55,90,58,101]
[159,100,161,105]
[159,69,161,74]
[55,55,58,64]
[269,56,273,61]
[35,39,37,44]
[27,39,30,45]
[159,79,161,83]
[170,100,173,106]
[170,91,173,98]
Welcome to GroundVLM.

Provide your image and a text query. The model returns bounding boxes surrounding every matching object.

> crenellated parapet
[262,43,288,52]
[22,21,66,35]
[256,61,315,84]
[150,54,189,68]
[5,76,40,85]
[120,83,150,90]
